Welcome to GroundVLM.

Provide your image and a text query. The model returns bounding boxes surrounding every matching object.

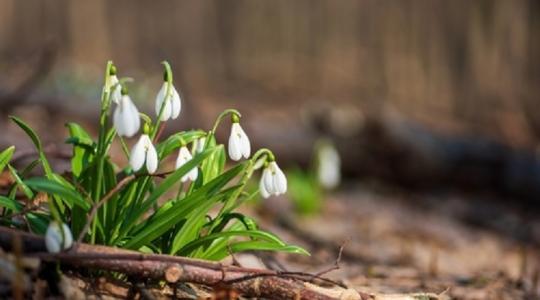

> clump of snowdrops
[0,61,307,259]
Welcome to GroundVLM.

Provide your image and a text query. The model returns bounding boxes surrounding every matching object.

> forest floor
[255,184,537,299]
[0,105,538,299]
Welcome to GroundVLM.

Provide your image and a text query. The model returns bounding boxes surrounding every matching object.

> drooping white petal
[176,146,197,182]
[130,135,147,171]
[124,96,141,137]
[161,98,172,121]
[228,127,242,161]
[155,82,173,121]
[188,166,198,182]
[114,95,140,138]
[113,104,125,136]
[145,141,159,174]
[259,176,271,198]
[170,86,181,119]
[271,162,287,194]
[262,167,274,194]
[45,222,73,253]
[175,147,188,169]
[155,82,167,116]
[194,137,206,154]
[237,125,251,159]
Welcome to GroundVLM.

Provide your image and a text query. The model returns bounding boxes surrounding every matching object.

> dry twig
[0,227,362,300]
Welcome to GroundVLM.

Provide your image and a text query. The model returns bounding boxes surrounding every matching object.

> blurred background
[1,0,540,296]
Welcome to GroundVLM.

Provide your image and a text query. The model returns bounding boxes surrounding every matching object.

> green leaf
[169,209,208,254]
[200,136,226,184]
[229,241,309,256]
[26,213,49,234]
[10,116,52,175]
[157,130,206,159]
[125,146,220,226]
[0,146,15,174]
[25,177,91,211]
[0,195,22,212]
[178,229,287,256]
[210,213,258,236]
[123,163,246,249]
[8,165,34,199]
[66,123,96,177]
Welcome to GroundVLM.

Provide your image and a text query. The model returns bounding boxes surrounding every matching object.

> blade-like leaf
[8,165,34,199]
[0,146,15,174]
[26,212,49,234]
[0,195,22,212]
[178,229,287,256]
[123,163,246,249]
[10,116,52,175]
[122,146,221,233]
[157,130,206,158]
[66,123,96,177]
[25,177,91,210]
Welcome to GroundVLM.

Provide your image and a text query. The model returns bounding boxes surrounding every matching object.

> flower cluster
[43,61,289,253]
[105,62,287,193]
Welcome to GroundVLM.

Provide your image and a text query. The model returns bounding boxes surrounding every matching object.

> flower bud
[45,221,73,253]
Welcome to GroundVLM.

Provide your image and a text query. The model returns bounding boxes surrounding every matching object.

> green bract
[0,60,308,260]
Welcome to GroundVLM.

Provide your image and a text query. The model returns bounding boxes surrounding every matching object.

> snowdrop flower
[194,137,206,154]
[113,91,141,138]
[228,116,250,161]
[259,174,271,198]
[45,221,73,253]
[260,161,287,197]
[155,82,181,121]
[130,134,158,174]
[103,65,121,104]
[317,142,341,189]
[175,146,198,182]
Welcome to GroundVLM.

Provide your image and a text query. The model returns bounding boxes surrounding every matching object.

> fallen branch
[0,227,363,300]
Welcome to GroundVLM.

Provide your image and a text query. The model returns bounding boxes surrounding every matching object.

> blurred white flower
[130,134,158,174]
[155,82,181,121]
[104,74,122,104]
[228,123,250,161]
[194,137,206,154]
[45,221,73,253]
[260,161,287,197]
[259,172,271,199]
[176,146,198,182]
[317,142,341,189]
[113,94,140,137]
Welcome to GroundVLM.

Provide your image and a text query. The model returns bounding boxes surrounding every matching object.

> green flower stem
[151,61,173,141]
[90,60,114,244]
[119,136,130,159]
[208,109,241,138]
[205,109,241,150]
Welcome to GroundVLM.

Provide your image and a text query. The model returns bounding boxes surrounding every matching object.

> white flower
[259,168,272,199]
[155,82,181,121]
[104,74,122,104]
[175,146,198,182]
[260,161,287,197]
[317,143,341,189]
[228,123,250,161]
[113,95,141,137]
[194,137,206,154]
[130,134,158,174]
[45,221,73,253]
